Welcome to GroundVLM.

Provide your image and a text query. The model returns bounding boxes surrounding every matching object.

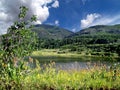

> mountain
[65,24,120,45]
[76,24,120,35]
[32,24,73,39]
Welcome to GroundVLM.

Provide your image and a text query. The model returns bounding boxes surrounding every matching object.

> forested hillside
[32,24,73,39]
[34,24,120,57]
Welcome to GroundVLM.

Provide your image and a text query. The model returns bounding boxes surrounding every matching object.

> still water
[31,56,119,70]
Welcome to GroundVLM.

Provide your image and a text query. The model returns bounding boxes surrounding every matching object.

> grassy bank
[23,65,120,90]
[32,49,83,58]
[1,49,119,90]
[31,49,119,61]
[0,61,120,90]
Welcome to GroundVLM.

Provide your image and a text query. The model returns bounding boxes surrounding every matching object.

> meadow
[31,49,119,61]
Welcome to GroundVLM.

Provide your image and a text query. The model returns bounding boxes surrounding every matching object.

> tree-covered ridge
[34,24,120,57]
[32,24,73,40]
[76,24,120,35]
[66,24,120,45]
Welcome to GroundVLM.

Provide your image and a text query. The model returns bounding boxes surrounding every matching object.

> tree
[0,6,37,65]
[116,45,120,56]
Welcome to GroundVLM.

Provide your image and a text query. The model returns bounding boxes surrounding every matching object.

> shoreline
[31,49,120,62]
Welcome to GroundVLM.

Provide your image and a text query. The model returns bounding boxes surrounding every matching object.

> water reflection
[54,61,116,71]
[30,56,119,70]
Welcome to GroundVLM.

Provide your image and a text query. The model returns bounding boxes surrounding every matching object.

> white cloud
[0,0,59,34]
[0,22,11,34]
[52,0,59,8]
[81,13,120,29]
[91,15,120,26]
[81,13,101,28]
[55,20,59,25]
[0,12,8,21]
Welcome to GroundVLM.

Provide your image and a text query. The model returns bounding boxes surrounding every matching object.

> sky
[0,0,120,34]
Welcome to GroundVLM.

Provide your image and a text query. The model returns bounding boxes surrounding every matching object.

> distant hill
[65,24,120,45]
[32,24,73,39]
[76,24,120,36]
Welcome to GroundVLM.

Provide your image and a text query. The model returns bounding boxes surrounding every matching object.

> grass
[25,67,120,90]
[31,49,119,61]
[0,49,119,90]
[32,49,83,58]
[0,60,120,90]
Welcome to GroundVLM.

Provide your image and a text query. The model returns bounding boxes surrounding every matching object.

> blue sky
[45,0,120,32]
[0,0,120,34]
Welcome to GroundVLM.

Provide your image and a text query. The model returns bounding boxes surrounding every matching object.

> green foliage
[0,61,120,90]
[116,45,120,56]
[32,24,73,40]
[32,24,120,57]
[0,6,37,64]
[77,25,120,35]
[0,6,37,84]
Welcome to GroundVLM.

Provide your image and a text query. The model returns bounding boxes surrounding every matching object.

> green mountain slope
[32,24,73,39]
[60,25,120,57]
[76,24,120,35]
[67,24,120,44]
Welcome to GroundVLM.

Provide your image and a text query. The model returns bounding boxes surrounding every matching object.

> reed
[0,59,119,90]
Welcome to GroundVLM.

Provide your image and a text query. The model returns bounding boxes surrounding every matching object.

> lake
[31,56,120,70]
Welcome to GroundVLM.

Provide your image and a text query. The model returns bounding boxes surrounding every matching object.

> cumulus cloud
[55,20,59,26]
[52,0,59,8]
[81,13,120,29]
[90,15,120,26]
[0,12,8,21]
[0,0,59,34]
[81,13,101,28]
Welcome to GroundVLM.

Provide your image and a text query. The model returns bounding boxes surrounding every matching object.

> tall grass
[0,59,120,90]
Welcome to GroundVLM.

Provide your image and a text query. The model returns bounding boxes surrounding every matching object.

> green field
[31,49,119,61]
[32,49,85,58]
